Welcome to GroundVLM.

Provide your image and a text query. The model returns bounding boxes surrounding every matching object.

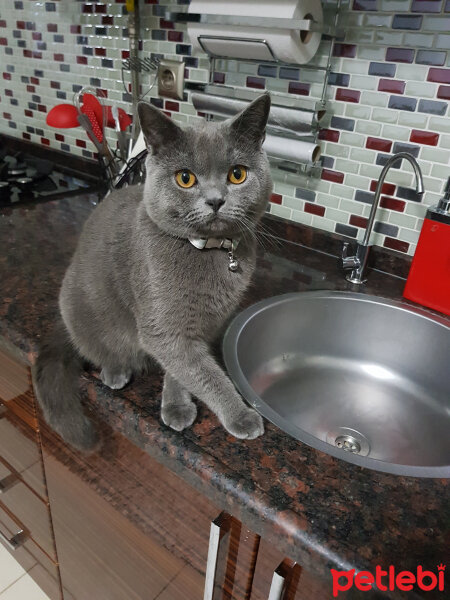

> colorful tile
[378,79,405,94]
[386,48,415,63]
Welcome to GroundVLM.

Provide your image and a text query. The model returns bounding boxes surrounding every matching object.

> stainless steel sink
[223,291,450,478]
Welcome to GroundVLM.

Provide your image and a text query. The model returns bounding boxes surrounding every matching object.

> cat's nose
[206,197,225,213]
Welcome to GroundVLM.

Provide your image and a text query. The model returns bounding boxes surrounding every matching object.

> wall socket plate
[157,59,185,101]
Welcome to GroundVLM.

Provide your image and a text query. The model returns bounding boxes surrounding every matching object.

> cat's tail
[32,318,99,452]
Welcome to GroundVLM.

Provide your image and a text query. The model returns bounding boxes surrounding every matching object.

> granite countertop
[1,194,448,598]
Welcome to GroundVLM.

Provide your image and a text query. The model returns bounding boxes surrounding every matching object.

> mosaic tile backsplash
[1,0,450,256]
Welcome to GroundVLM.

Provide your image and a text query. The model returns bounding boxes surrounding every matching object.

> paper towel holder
[177,0,344,176]
[197,35,277,62]
[166,0,343,66]
[173,13,325,64]
[164,12,341,39]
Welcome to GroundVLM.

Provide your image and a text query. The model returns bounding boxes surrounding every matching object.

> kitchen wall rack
[166,0,343,177]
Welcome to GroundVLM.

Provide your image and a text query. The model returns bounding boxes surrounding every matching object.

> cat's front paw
[100,368,132,390]
[223,408,264,440]
[161,403,197,432]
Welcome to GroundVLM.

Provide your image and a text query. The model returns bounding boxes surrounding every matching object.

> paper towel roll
[188,0,323,64]
[264,133,321,164]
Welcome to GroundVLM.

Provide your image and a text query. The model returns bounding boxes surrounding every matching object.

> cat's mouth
[197,213,237,236]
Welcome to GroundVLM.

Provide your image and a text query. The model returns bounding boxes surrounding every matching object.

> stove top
[0,151,94,208]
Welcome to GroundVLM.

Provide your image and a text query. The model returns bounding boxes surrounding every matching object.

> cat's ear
[228,93,271,147]
[138,101,182,154]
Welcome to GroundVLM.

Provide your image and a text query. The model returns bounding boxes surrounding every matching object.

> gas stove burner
[8,163,28,177]
[3,152,28,178]
[0,149,93,208]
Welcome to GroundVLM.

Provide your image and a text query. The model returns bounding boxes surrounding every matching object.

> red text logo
[331,564,446,597]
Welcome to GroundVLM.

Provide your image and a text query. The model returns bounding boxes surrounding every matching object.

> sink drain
[335,435,361,454]
[326,427,370,457]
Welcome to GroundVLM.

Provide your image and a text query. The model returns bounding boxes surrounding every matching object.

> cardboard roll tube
[263,133,321,164]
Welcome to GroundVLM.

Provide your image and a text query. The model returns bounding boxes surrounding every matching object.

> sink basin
[223,291,450,478]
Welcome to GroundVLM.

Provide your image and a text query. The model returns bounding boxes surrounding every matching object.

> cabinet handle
[0,501,30,552]
[0,527,28,551]
[204,512,260,600]
[0,472,19,494]
[0,403,7,418]
[268,559,302,600]
[204,512,231,600]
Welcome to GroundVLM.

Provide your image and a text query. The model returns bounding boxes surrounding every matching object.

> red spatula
[82,93,104,129]
[81,104,103,143]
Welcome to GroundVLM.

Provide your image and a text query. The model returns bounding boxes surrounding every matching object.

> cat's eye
[175,169,197,189]
[228,165,247,185]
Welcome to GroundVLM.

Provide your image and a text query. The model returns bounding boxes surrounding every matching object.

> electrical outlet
[157,59,185,101]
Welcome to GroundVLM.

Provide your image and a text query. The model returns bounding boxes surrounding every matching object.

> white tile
[0,573,50,600]
[0,544,26,591]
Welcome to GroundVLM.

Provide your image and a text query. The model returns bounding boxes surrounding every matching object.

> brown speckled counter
[1,194,449,598]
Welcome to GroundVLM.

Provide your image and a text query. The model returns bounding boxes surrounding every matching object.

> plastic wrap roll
[264,133,321,164]
[187,0,323,64]
[191,92,325,135]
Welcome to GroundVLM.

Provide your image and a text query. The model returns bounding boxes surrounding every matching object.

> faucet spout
[341,152,424,284]
[362,152,424,247]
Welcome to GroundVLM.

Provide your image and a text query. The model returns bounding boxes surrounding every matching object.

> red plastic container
[403,207,450,316]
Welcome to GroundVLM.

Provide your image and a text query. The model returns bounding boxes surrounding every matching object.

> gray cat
[32,93,272,451]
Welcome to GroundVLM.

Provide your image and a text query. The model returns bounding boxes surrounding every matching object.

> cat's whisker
[238,214,279,252]
[244,211,282,245]
[250,220,282,251]
[235,217,265,250]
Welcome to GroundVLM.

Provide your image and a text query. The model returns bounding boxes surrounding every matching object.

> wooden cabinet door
[39,416,219,600]
[0,346,63,600]
[44,455,190,600]
[0,346,214,600]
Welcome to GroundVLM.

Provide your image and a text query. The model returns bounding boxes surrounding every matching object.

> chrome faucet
[342,152,424,284]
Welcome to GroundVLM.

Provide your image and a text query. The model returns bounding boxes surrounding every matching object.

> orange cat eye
[228,165,247,185]
[175,169,197,188]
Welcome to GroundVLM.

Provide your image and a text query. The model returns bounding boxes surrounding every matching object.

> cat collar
[188,238,240,272]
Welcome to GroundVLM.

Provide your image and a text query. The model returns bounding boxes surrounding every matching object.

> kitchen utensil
[74,87,118,180]
[46,104,80,128]
[112,105,128,162]
[81,105,104,144]
[106,106,132,131]
[78,110,118,181]
[77,111,104,153]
